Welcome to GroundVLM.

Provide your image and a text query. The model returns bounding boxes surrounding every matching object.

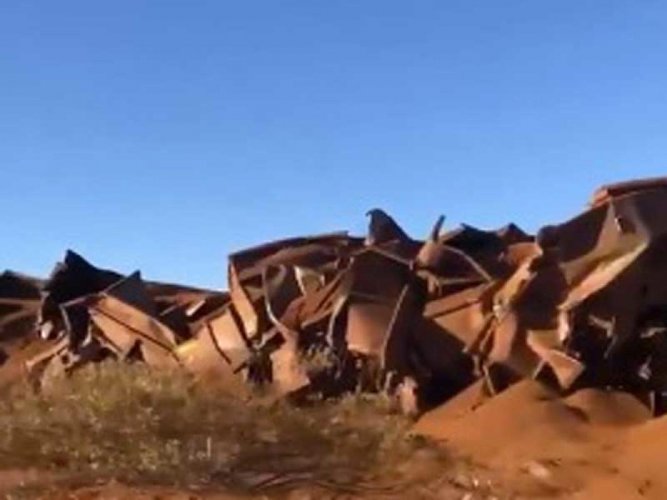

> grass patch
[0,363,448,494]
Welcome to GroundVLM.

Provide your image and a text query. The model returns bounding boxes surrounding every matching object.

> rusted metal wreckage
[2,177,667,415]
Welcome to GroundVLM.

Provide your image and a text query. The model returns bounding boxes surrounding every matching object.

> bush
[0,362,447,494]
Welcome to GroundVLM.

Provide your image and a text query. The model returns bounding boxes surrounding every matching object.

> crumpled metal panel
[342,248,414,365]
[589,176,667,208]
[22,254,222,382]
[0,271,42,349]
[365,209,413,247]
[454,183,667,408]
[346,302,394,356]
[177,304,255,393]
[227,233,363,339]
[88,273,180,367]
[8,176,667,417]
[228,232,357,273]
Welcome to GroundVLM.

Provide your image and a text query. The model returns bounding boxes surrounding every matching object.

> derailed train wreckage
[3,177,667,415]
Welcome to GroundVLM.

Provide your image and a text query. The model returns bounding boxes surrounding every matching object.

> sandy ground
[415,380,666,499]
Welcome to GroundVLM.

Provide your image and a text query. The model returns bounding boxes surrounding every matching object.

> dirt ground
[414,380,667,500]
[0,465,504,500]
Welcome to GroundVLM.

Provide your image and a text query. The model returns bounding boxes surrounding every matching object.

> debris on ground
[4,176,667,497]
[3,177,667,415]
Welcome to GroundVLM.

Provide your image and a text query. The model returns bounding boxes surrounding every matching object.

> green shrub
[0,363,447,494]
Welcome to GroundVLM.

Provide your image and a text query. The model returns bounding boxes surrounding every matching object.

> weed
[0,362,448,494]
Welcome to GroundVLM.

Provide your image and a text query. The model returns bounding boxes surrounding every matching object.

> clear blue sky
[2,1,666,288]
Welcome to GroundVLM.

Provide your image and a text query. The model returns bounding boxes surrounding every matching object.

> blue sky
[2,1,666,288]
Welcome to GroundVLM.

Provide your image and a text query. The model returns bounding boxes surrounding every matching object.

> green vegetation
[0,363,447,495]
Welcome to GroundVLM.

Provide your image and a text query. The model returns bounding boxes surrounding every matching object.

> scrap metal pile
[3,177,667,415]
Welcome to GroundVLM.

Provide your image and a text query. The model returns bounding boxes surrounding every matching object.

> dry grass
[0,363,449,495]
